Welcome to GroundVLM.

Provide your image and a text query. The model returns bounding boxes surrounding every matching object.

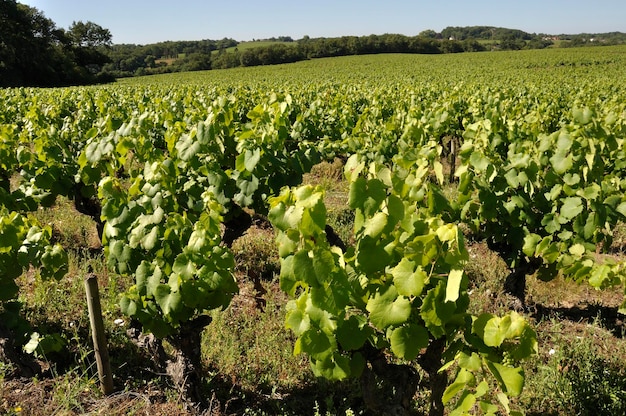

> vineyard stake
[84,273,114,395]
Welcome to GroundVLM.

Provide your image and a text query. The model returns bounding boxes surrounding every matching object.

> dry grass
[31,196,101,252]
[0,377,192,416]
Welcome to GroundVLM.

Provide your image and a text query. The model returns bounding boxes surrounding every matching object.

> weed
[232,226,280,282]
[30,196,101,251]
[610,221,626,253]
[305,158,345,190]
[521,318,626,415]
[303,159,354,247]
[0,368,100,415]
[202,281,309,393]
[304,158,350,211]
[526,272,623,310]
[464,242,511,315]
[327,207,354,247]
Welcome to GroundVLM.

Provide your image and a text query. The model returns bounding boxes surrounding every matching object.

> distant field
[154,57,177,65]
[120,44,626,88]
[154,41,296,63]
[212,40,297,55]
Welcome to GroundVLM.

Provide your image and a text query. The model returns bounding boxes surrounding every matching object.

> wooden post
[84,273,114,395]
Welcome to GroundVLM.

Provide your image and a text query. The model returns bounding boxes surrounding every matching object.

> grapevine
[1,47,625,413]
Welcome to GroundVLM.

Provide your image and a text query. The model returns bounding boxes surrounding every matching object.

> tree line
[106,32,537,77]
[103,26,616,76]
[98,27,626,76]
[102,38,238,77]
[3,1,626,86]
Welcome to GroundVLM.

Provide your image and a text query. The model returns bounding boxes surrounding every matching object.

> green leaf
[504,168,520,188]
[509,324,538,360]
[297,189,327,234]
[458,352,482,371]
[443,368,474,403]
[487,362,524,396]
[522,234,542,257]
[550,152,573,175]
[420,282,457,337]
[349,178,386,216]
[0,279,19,302]
[498,391,511,412]
[285,299,310,336]
[560,197,584,221]
[310,351,355,381]
[243,148,261,172]
[436,223,457,242]
[147,265,163,296]
[589,264,611,288]
[39,244,68,280]
[310,283,350,316]
[235,175,259,206]
[154,284,183,319]
[536,262,559,282]
[344,154,365,182]
[356,235,391,274]
[24,332,41,354]
[179,279,210,308]
[449,392,477,416]
[135,261,150,295]
[573,107,592,125]
[428,185,454,218]
[366,285,412,329]
[336,315,371,351]
[279,255,299,295]
[293,250,318,287]
[387,194,405,224]
[482,316,505,347]
[445,269,464,302]
[472,313,494,341]
[502,312,528,339]
[563,173,580,186]
[433,160,444,185]
[141,226,159,250]
[173,253,195,280]
[475,380,489,398]
[176,133,201,161]
[469,151,489,171]
[187,229,208,252]
[457,169,473,194]
[391,258,425,297]
[389,323,428,360]
[107,240,132,273]
[296,328,333,361]
[555,131,573,151]
[479,400,499,415]
[119,295,138,317]
[568,243,585,257]
[363,212,388,238]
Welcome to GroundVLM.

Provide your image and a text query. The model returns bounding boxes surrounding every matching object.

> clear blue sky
[20,0,626,45]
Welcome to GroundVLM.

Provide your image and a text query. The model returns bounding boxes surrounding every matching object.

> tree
[68,20,112,48]
[0,1,113,86]
[419,29,438,39]
[440,39,464,53]
[0,0,66,86]
[171,52,211,71]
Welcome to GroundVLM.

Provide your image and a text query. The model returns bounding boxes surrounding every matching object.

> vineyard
[1,46,626,415]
